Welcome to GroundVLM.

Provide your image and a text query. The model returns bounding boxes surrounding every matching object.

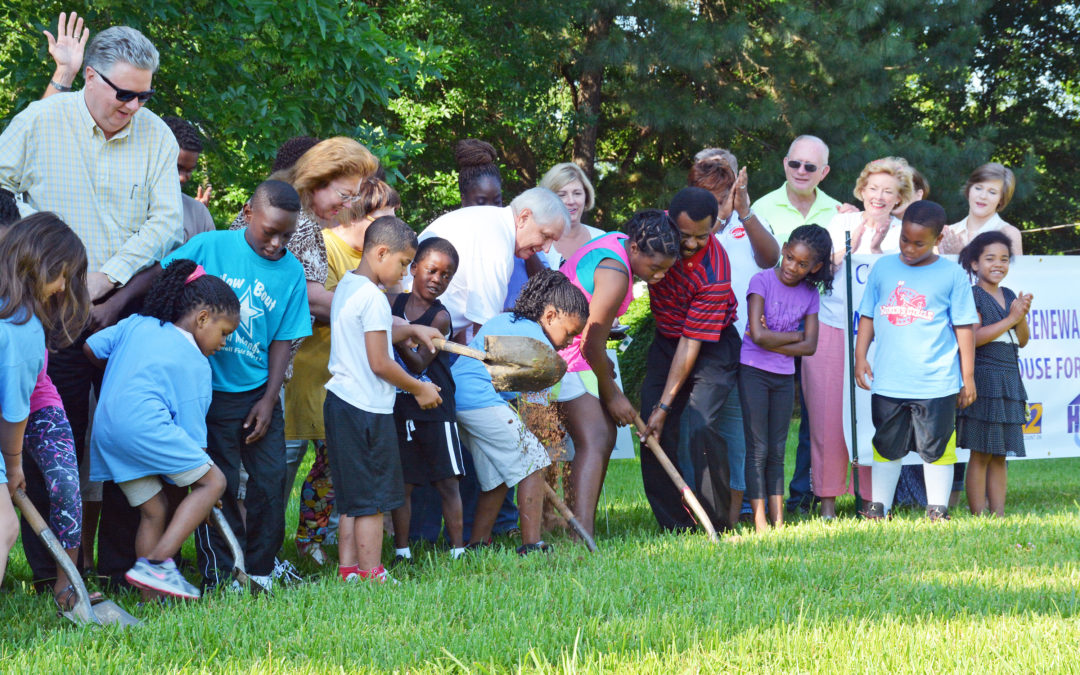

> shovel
[541,483,598,553]
[432,336,567,392]
[208,507,271,596]
[633,416,719,543]
[13,489,141,627]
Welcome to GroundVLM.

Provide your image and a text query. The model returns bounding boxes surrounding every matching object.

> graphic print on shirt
[730,226,746,239]
[218,273,279,360]
[879,280,935,326]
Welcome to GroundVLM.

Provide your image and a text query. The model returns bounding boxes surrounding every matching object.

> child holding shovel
[452,269,588,555]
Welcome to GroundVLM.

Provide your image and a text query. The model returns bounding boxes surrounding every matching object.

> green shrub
[617,294,654,411]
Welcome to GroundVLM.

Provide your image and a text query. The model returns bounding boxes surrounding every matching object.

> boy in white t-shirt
[324,217,442,583]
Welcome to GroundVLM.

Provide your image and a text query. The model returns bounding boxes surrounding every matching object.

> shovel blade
[482,335,567,392]
[81,600,142,628]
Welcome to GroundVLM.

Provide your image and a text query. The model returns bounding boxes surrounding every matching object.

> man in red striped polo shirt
[640,187,740,531]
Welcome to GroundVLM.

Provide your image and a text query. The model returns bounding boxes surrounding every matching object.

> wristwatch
[655,402,672,413]
[50,80,73,92]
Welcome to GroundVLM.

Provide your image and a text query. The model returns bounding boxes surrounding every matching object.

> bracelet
[50,80,73,92]
[654,402,672,413]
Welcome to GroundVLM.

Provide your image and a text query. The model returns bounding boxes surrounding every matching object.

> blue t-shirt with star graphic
[162,229,311,392]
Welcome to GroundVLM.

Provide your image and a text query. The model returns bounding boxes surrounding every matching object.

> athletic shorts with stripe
[871,394,958,464]
[396,415,465,485]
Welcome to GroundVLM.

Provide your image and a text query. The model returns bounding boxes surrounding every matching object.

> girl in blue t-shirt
[739,224,833,531]
[0,213,89,588]
[85,259,237,600]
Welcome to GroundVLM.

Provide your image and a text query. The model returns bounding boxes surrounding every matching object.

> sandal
[54,585,105,612]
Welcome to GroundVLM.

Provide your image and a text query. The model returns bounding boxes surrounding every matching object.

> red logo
[879,281,934,326]
[731,227,746,239]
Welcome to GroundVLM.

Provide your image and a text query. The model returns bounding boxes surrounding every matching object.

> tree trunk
[571,9,612,178]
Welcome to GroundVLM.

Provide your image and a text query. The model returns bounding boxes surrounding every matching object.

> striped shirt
[650,236,736,341]
[0,92,182,284]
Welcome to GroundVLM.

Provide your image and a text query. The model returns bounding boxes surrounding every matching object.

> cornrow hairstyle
[142,259,240,326]
[251,179,301,213]
[0,212,89,349]
[161,116,203,153]
[454,138,501,197]
[364,216,418,255]
[958,230,1013,278]
[668,186,718,225]
[414,236,460,272]
[272,136,321,173]
[0,188,18,226]
[624,209,680,259]
[903,199,948,236]
[787,224,835,294]
[511,269,589,324]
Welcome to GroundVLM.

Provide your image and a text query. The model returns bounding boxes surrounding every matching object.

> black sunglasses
[786,159,818,173]
[97,70,155,103]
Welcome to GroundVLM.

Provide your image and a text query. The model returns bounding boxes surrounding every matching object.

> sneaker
[391,554,415,568]
[516,541,553,556]
[345,566,399,585]
[271,558,304,585]
[248,573,273,592]
[859,501,889,521]
[926,505,951,522]
[464,538,493,552]
[125,558,201,600]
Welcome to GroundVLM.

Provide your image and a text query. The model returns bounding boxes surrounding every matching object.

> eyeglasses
[333,188,361,205]
[97,70,155,103]
[786,160,819,173]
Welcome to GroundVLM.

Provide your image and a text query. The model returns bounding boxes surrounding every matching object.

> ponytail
[142,259,240,325]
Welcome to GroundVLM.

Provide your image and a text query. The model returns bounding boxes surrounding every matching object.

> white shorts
[456,406,551,491]
[118,461,216,507]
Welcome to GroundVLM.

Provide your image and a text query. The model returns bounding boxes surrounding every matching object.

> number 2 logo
[1023,402,1043,434]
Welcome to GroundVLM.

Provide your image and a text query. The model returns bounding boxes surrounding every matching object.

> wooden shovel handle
[633,415,720,543]
[12,488,49,534]
[431,337,488,361]
[542,482,598,553]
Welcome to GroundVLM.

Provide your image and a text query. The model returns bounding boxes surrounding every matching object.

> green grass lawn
[2,431,1078,673]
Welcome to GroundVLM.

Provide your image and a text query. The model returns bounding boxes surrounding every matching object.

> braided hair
[271,136,321,173]
[511,269,588,324]
[455,139,501,200]
[624,209,680,259]
[142,259,240,326]
[787,224,835,294]
[958,230,1012,278]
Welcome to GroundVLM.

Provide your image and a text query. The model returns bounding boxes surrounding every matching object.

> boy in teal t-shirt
[161,179,310,589]
[854,201,978,521]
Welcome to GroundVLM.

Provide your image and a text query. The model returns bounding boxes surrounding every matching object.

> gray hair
[693,148,738,174]
[85,26,160,76]
[510,187,571,235]
[539,162,596,211]
[787,135,829,164]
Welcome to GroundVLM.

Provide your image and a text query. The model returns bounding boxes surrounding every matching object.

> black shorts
[323,391,404,517]
[396,416,464,485]
[871,394,957,464]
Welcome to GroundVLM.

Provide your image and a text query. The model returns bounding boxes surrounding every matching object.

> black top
[391,293,456,421]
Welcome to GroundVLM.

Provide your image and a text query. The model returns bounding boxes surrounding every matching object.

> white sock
[450,547,466,560]
[871,459,903,513]
[922,462,954,508]
[394,547,412,559]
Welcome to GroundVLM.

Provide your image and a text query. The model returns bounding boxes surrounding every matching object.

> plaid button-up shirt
[0,91,182,284]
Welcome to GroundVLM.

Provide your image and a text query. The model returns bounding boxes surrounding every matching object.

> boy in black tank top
[388,238,466,561]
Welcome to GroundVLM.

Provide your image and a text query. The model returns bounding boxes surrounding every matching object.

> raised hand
[196,183,214,206]
[44,12,89,81]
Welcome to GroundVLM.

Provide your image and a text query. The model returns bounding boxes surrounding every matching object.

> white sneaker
[248,573,273,592]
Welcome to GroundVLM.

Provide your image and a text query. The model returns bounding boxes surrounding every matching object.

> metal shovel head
[482,335,567,392]
[62,600,142,628]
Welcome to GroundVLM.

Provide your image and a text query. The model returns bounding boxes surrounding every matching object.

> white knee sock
[872,459,903,513]
[922,462,954,508]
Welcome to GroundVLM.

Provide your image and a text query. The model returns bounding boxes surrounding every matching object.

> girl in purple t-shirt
[738,225,833,533]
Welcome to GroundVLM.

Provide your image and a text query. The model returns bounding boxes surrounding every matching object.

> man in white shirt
[418,187,570,341]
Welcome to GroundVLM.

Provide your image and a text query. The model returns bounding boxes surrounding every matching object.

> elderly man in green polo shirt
[752,135,841,243]
[751,134,842,515]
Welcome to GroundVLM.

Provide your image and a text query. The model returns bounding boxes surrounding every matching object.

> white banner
[840,254,1080,464]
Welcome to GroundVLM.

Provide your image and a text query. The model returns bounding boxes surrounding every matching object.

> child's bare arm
[395,309,451,375]
[82,342,106,370]
[772,313,820,357]
[853,315,875,390]
[244,339,289,444]
[745,294,802,350]
[367,331,442,409]
[0,418,28,495]
[391,318,441,355]
[955,324,977,409]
